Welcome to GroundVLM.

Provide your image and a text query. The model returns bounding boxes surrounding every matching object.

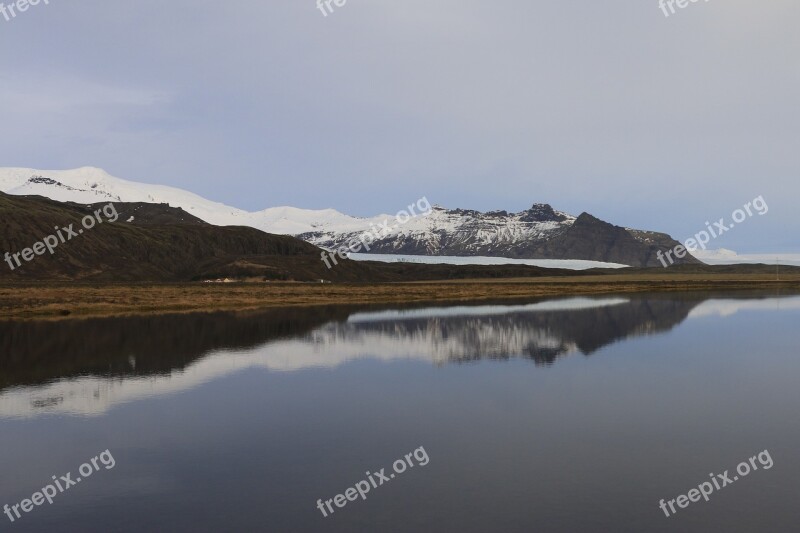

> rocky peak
[519,203,569,223]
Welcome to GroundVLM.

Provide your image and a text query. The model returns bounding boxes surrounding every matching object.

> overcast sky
[0,0,797,252]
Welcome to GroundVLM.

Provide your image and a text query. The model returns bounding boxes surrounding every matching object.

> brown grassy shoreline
[2,273,799,320]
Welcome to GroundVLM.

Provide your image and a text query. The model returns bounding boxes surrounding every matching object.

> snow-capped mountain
[0,166,397,234]
[0,166,272,230]
[0,167,699,267]
[299,202,577,256]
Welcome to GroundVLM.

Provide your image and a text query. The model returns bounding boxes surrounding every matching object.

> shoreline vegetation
[2,272,800,320]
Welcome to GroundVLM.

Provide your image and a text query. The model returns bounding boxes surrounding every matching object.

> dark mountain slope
[0,193,324,281]
[533,213,703,267]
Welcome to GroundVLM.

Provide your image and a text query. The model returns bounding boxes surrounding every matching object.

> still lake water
[1,292,799,532]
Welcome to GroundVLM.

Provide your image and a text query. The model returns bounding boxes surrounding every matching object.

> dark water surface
[1,292,799,532]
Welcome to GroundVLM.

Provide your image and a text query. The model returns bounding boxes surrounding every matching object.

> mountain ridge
[0,167,701,267]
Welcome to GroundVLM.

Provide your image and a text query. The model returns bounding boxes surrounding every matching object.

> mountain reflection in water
[1,293,797,418]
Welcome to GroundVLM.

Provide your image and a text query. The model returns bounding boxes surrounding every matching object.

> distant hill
[0,167,701,267]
